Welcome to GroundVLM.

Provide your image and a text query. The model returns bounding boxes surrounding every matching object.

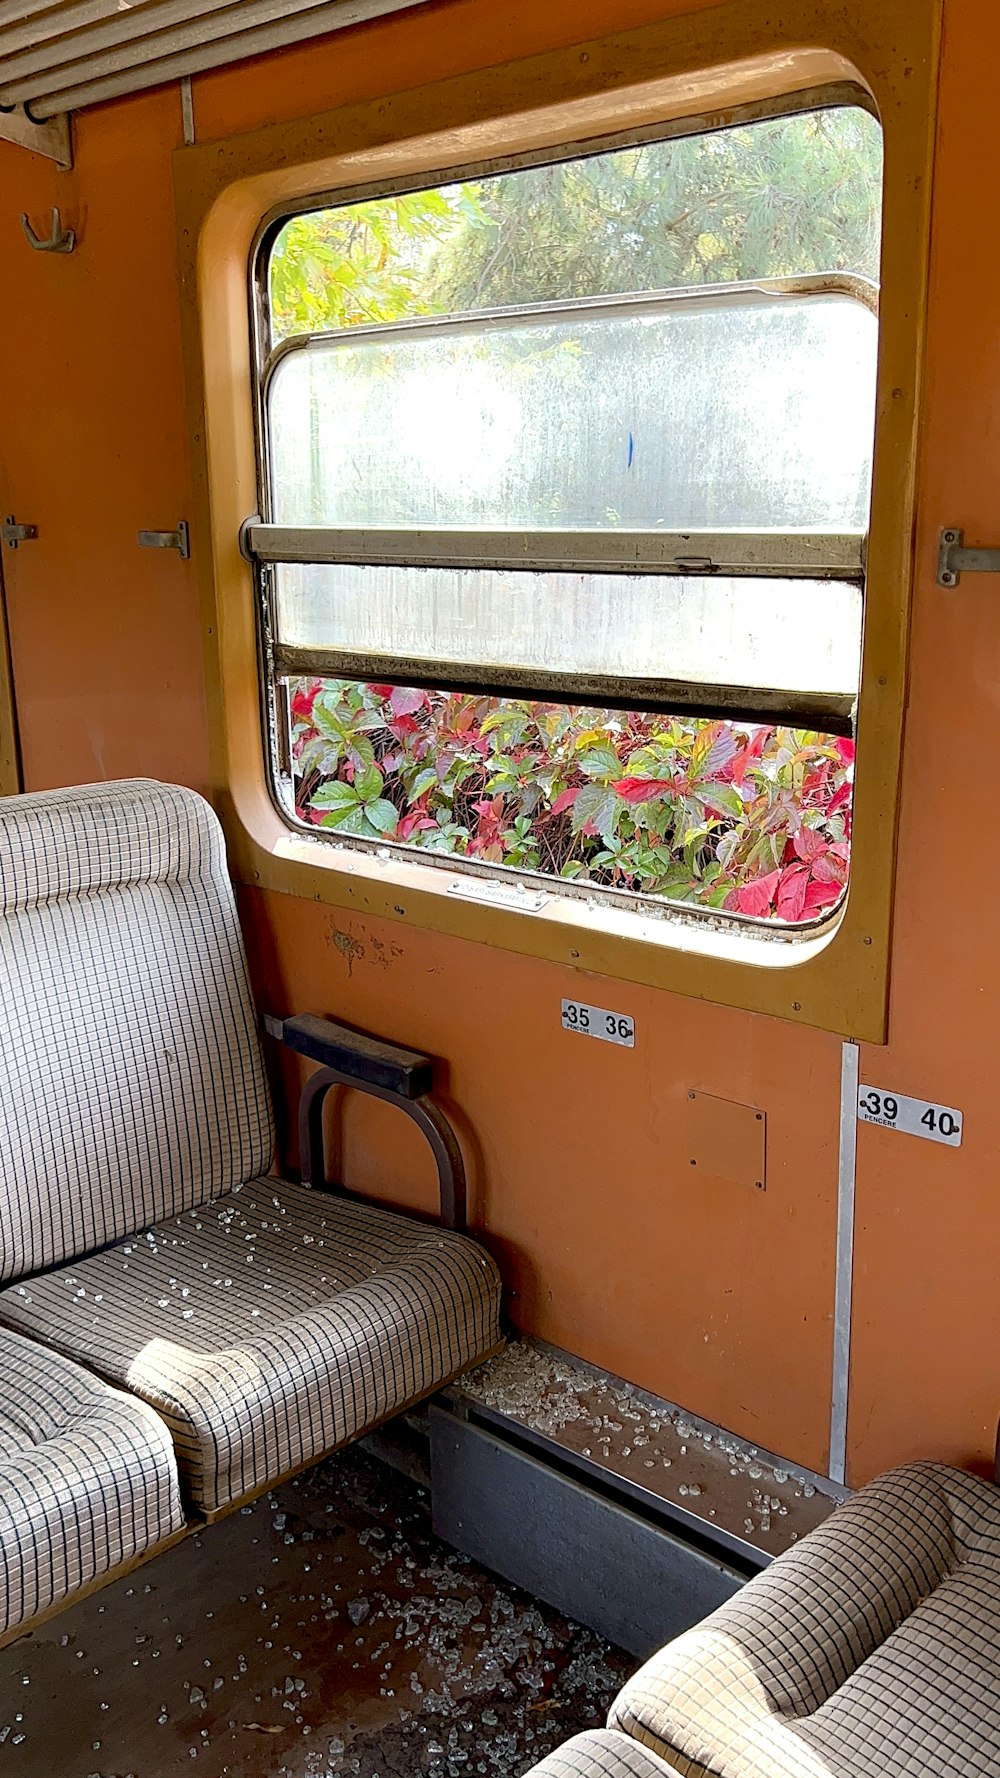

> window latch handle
[1,515,37,550]
[938,527,1000,588]
[138,521,190,559]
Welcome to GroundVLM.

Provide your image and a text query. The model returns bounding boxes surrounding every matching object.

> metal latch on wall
[138,521,190,559]
[937,528,1000,588]
[1,516,37,550]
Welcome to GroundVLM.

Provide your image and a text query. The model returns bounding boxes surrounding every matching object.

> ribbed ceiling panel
[0,0,432,119]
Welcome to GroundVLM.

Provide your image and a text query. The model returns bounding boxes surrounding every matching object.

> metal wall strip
[0,553,22,797]
[830,1039,860,1486]
[247,524,866,581]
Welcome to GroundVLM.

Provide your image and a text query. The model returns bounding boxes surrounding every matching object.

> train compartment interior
[0,0,997,1773]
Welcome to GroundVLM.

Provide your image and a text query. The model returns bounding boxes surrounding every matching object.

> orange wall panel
[0,89,209,793]
[849,0,1000,1481]
[238,884,842,1468]
[193,0,722,138]
[0,0,995,1485]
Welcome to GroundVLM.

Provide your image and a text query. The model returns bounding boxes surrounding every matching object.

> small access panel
[686,1090,767,1192]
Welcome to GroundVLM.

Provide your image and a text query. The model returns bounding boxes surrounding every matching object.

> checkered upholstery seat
[524,1733,684,1778]
[0,779,501,1516]
[0,1327,183,1641]
[608,1462,1000,1778]
[520,1463,1000,1778]
[0,1174,501,1513]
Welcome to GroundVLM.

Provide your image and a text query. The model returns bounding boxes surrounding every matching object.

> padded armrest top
[265,1012,434,1100]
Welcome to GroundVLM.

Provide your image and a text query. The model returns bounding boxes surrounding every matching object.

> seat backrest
[0,779,273,1284]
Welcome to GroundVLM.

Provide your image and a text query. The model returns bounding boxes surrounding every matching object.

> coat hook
[20,207,75,254]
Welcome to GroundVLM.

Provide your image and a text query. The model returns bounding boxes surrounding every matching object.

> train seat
[522,1461,1000,1778]
[0,1325,184,1645]
[0,779,502,1517]
[608,1460,1000,1775]
[1,1175,501,1514]
[522,1731,685,1778]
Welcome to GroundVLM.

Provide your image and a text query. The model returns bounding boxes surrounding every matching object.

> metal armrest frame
[264,1013,467,1232]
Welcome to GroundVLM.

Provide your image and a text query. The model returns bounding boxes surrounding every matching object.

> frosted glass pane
[276,564,862,697]
[268,292,877,533]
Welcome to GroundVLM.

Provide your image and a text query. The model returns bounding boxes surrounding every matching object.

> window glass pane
[275,564,862,702]
[289,680,855,926]
[261,101,881,931]
[269,107,882,340]
[268,291,876,532]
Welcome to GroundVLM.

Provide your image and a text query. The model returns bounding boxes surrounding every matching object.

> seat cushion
[522,1731,687,1778]
[609,1462,1000,1778]
[0,1175,502,1514]
[0,779,273,1285]
[0,1327,184,1639]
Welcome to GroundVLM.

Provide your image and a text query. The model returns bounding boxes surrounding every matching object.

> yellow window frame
[175,0,942,1042]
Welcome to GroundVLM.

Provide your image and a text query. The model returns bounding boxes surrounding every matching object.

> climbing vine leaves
[291,682,853,922]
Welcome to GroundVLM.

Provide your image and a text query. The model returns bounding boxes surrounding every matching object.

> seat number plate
[561,999,635,1048]
[858,1086,963,1147]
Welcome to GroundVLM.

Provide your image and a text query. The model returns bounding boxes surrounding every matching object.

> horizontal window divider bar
[262,271,878,377]
[248,525,865,581]
[273,644,856,737]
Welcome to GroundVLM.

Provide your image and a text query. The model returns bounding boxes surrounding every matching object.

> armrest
[263,1011,466,1231]
[264,1013,434,1100]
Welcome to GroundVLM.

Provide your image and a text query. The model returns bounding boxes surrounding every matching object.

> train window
[250,103,881,928]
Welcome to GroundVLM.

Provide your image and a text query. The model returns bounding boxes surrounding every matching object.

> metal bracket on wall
[138,521,190,559]
[0,106,71,170]
[937,527,1000,588]
[1,516,37,550]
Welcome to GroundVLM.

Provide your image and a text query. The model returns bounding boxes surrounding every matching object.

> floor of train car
[0,1446,631,1778]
